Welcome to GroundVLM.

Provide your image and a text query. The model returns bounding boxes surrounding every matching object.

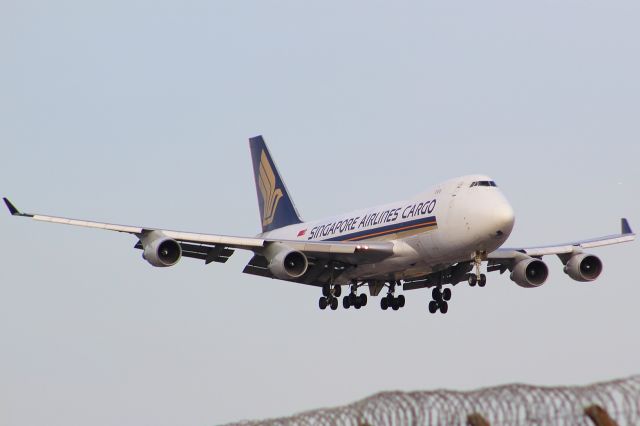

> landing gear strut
[428,286,451,314]
[468,252,487,287]
[380,281,405,311]
[319,284,341,310]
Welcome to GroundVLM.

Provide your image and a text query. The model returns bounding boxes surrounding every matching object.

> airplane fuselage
[262,174,516,283]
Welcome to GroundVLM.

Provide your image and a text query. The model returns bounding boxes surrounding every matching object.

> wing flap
[242,254,354,287]
[280,240,394,264]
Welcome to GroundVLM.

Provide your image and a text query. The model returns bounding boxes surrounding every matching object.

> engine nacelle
[265,243,309,280]
[141,232,182,267]
[510,258,549,288]
[564,254,602,282]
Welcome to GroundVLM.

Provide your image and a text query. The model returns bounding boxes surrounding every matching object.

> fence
[226,375,640,426]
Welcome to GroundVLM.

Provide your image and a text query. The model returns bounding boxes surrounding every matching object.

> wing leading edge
[3,198,394,276]
[489,218,635,260]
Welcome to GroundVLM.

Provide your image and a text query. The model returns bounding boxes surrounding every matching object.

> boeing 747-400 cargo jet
[4,136,636,313]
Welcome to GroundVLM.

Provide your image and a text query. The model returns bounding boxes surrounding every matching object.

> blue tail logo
[258,149,284,227]
[249,136,302,232]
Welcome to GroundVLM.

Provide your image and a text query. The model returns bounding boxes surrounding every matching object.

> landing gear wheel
[442,288,452,301]
[333,285,342,298]
[397,295,405,308]
[440,301,449,314]
[428,300,438,314]
[319,297,328,310]
[432,288,443,301]
[330,297,338,310]
[322,285,331,297]
[478,274,487,287]
[358,293,367,307]
[343,297,350,309]
[381,297,389,310]
[468,274,477,287]
[391,298,400,311]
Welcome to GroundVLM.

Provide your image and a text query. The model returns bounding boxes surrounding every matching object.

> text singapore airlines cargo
[4,136,635,313]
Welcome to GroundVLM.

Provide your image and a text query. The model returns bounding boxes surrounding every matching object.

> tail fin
[249,136,302,233]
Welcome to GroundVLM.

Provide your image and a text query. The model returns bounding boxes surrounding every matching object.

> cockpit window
[470,180,497,188]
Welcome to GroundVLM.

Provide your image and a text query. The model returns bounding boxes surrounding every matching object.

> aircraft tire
[440,301,449,314]
[432,288,442,301]
[343,297,350,309]
[319,297,328,310]
[323,285,333,297]
[442,288,451,301]
[333,285,342,298]
[397,295,405,308]
[428,300,438,314]
[468,274,477,287]
[358,293,367,307]
[478,274,487,287]
[381,297,389,310]
[330,298,338,310]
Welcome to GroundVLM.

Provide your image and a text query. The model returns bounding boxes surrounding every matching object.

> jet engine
[510,258,549,288]
[563,253,602,282]
[264,243,309,280]
[141,232,182,267]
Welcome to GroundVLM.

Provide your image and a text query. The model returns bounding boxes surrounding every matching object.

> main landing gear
[343,283,368,309]
[428,287,451,314]
[380,281,405,311]
[318,284,341,310]
[468,251,487,287]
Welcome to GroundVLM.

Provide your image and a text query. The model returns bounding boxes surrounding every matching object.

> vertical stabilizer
[249,136,302,233]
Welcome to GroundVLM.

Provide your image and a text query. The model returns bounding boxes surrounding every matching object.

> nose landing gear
[468,251,487,287]
[467,273,487,287]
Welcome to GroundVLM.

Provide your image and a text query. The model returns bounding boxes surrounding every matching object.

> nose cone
[473,193,515,246]
[491,198,515,238]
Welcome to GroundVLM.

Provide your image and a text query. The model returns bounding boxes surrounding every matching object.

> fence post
[467,413,491,426]
[584,405,618,426]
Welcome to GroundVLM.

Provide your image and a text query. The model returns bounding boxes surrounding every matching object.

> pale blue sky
[1,1,639,425]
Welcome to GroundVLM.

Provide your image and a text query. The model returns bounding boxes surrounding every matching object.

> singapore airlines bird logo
[258,150,283,227]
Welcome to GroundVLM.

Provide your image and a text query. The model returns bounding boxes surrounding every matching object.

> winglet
[621,218,633,235]
[3,198,32,217]
[3,198,20,215]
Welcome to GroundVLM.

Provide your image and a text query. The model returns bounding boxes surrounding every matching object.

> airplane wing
[487,218,635,272]
[3,198,393,283]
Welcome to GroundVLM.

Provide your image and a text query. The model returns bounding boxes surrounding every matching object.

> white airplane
[4,136,636,313]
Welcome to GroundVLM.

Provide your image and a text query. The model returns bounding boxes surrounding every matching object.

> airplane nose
[473,194,515,241]
[492,199,515,238]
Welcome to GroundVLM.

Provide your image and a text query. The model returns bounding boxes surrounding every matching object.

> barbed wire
[225,375,640,426]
